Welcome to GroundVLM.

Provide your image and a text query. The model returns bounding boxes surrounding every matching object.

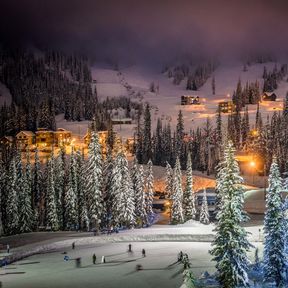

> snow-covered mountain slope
[0,82,12,106]
[89,61,288,138]
[91,68,128,98]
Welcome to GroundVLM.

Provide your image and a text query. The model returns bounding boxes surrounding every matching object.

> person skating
[75,257,81,268]
[72,242,75,250]
[178,251,183,262]
[142,249,146,257]
[6,244,10,254]
[93,253,96,264]
[128,244,132,253]
[136,264,143,271]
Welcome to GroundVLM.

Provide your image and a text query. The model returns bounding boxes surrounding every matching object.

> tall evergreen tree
[176,110,184,160]
[85,132,103,230]
[199,189,210,225]
[171,157,184,224]
[241,106,250,149]
[210,141,251,288]
[263,159,286,286]
[110,152,135,227]
[64,179,77,230]
[165,162,173,198]
[135,109,144,164]
[135,165,147,227]
[6,157,19,235]
[32,149,42,220]
[64,149,78,230]
[45,152,59,231]
[215,108,223,161]
[154,118,163,165]
[183,154,197,221]
[143,104,152,163]
[19,152,34,233]
[76,150,89,230]
[145,159,154,223]
[54,148,66,229]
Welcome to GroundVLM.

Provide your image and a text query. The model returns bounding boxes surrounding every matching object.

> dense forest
[162,60,218,90]
[136,93,288,176]
[0,46,142,138]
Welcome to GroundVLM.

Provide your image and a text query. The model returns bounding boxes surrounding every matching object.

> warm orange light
[252,130,259,137]
[250,161,256,167]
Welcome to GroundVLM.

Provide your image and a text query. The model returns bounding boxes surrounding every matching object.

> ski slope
[90,61,288,139]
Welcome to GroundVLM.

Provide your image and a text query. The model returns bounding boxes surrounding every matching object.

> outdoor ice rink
[2,241,262,288]
[3,242,212,288]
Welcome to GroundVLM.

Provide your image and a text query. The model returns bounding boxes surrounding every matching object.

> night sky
[0,0,288,63]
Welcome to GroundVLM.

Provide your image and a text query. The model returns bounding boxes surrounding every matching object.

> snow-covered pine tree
[19,151,34,233]
[176,110,184,162]
[6,157,19,235]
[215,108,223,161]
[164,162,173,199]
[199,189,210,224]
[110,152,135,227]
[154,118,163,165]
[110,153,123,226]
[135,165,147,227]
[283,196,288,275]
[64,179,77,230]
[210,141,251,288]
[32,149,42,222]
[145,159,154,223]
[76,150,89,230]
[64,149,78,230]
[15,149,23,200]
[85,132,103,230]
[130,157,138,201]
[102,149,114,228]
[183,154,197,221]
[180,269,197,288]
[119,161,135,228]
[45,152,59,231]
[263,159,286,286]
[54,147,66,229]
[25,149,32,195]
[19,171,34,233]
[143,104,152,164]
[171,157,184,224]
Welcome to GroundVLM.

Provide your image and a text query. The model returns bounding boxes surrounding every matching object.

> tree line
[0,46,142,138]
[0,132,155,236]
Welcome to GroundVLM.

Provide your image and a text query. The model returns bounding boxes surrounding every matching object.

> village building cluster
[0,127,135,157]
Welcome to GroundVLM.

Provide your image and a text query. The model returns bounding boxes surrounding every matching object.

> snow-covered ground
[0,216,265,288]
[55,61,288,141]
[2,240,263,288]
[75,61,288,140]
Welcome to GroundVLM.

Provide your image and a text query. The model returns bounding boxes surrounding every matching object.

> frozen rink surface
[2,241,262,288]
